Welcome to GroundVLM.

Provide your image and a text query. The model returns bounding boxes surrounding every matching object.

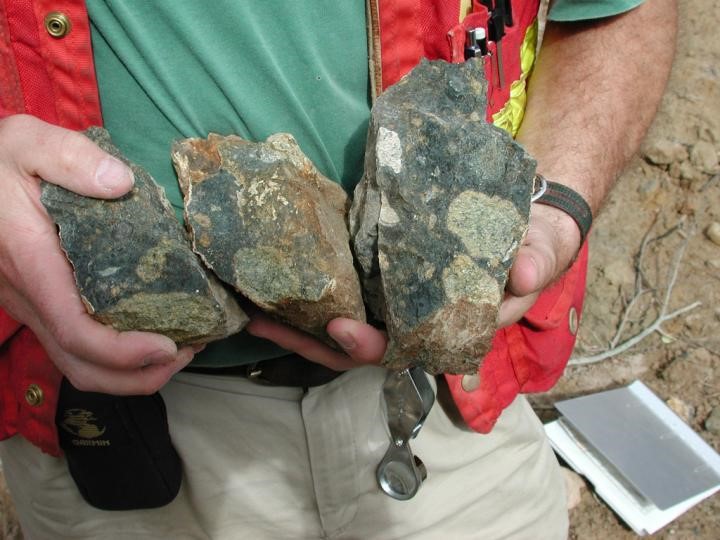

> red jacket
[0,0,588,456]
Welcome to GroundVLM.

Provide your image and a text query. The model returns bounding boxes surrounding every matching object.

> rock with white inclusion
[350,59,536,374]
[172,133,366,341]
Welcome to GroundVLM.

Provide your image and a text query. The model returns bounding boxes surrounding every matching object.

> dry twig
[570,221,701,366]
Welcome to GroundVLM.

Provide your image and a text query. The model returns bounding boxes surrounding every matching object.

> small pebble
[705,222,720,246]
[704,406,720,434]
[644,139,688,165]
[666,396,694,423]
[562,467,586,510]
[679,161,704,183]
[668,162,682,178]
[690,141,720,174]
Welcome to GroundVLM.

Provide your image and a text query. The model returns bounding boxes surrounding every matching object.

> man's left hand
[246,314,387,371]
[499,202,582,327]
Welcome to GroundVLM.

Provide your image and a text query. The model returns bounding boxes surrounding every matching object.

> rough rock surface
[350,58,535,374]
[41,127,248,344]
[172,133,366,340]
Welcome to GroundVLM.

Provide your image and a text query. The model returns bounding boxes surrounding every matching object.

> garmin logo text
[71,438,111,447]
[60,408,111,446]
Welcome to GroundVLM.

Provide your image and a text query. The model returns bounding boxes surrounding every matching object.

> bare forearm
[517,0,678,213]
[500,0,677,324]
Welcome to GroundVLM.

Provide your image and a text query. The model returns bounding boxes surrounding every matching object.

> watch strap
[534,174,593,245]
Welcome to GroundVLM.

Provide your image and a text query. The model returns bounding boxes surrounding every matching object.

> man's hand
[246,314,387,371]
[499,203,581,327]
[0,115,196,395]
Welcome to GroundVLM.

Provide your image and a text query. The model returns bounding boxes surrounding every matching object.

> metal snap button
[568,306,579,335]
[461,373,481,392]
[25,384,44,407]
[44,12,71,38]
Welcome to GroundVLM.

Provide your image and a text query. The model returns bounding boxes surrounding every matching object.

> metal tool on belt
[376,366,436,500]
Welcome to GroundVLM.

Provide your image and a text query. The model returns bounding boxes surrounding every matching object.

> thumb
[506,241,556,298]
[0,115,134,198]
[506,203,582,298]
[326,318,387,364]
[498,244,554,327]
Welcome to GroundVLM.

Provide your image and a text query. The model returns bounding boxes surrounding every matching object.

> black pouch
[55,377,182,510]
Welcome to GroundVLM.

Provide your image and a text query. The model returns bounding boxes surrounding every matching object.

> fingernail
[95,156,134,192]
[172,348,196,374]
[142,350,174,366]
[333,331,356,351]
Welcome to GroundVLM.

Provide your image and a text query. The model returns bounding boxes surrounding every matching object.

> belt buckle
[245,362,269,385]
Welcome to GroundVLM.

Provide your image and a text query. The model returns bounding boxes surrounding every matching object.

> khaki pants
[1,366,567,539]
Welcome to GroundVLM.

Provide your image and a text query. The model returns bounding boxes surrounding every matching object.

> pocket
[55,378,182,510]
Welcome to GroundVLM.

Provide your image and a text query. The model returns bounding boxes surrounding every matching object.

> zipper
[366,0,383,102]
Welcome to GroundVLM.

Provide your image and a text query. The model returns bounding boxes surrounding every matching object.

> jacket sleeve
[0,0,25,118]
[0,0,102,456]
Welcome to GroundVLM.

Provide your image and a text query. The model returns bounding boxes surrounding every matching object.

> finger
[326,318,387,364]
[16,274,193,394]
[246,314,360,371]
[498,291,540,328]
[50,344,196,396]
[506,245,555,297]
[0,115,133,198]
[30,307,179,371]
[506,231,557,298]
[507,201,585,298]
[501,231,556,325]
[13,228,178,371]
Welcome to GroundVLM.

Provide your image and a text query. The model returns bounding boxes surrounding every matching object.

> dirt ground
[539,0,720,537]
[1,0,718,538]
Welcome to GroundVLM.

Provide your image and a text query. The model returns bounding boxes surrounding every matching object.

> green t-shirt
[88,1,370,366]
[88,0,642,367]
[548,0,645,21]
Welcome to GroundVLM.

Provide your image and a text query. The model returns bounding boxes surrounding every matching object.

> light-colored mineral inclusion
[442,254,501,306]
[376,127,403,173]
[379,192,400,226]
[446,190,523,265]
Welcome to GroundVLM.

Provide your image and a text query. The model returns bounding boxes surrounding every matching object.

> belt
[183,354,343,387]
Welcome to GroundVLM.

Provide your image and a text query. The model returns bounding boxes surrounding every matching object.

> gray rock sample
[41,127,248,344]
[171,133,366,341]
[350,58,536,374]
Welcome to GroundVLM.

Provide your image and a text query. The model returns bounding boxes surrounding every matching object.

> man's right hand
[0,115,195,395]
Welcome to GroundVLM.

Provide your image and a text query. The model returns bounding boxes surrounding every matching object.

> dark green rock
[40,127,248,344]
[350,59,536,374]
[172,133,366,341]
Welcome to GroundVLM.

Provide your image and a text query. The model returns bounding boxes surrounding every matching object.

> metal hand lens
[376,366,435,500]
